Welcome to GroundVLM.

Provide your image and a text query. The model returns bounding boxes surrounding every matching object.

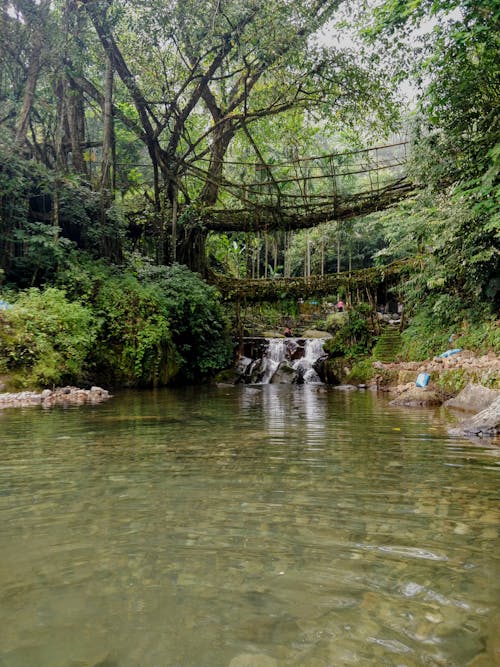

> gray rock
[301,329,333,339]
[243,358,266,384]
[270,361,300,384]
[0,386,111,409]
[389,386,442,407]
[445,383,499,413]
[451,395,500,437]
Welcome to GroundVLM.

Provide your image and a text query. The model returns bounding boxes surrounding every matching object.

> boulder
[389,386,443,407]
[270,361,300,384]
[301,329,333,339]
[398,370,421,384]
[313,357,344,384]
[450,396,500,437]
[261,330,284,338]
[242,358,266,384]
[284,338,304,360]
[445,383,499,413]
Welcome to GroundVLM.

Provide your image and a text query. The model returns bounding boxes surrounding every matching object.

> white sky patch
[312,3,464,106]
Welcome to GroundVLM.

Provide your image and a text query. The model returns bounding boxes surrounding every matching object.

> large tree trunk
[101,53,114,194]
[15,1,50,148]
[54,77,69,170]
[176,225,208,275]
[199,120,234,205]
[66,81,87,174]
[177,118,235,274]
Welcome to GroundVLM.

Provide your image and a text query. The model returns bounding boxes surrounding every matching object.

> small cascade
[237,337,328,385]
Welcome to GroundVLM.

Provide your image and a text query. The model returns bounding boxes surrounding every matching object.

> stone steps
[372,325,402,362]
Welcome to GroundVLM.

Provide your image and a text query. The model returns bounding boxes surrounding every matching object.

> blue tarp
[416,372,430,388]
[0,300,12,310]
[439,348,462,358]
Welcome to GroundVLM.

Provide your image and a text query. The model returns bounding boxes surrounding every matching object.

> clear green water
[0,386,499,667]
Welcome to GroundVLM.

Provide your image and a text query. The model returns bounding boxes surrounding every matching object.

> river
[0,386,499,667]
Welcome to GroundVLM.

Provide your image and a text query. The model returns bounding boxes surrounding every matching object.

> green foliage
[57,256,232,385]
[323,303,375,360]
[324,311,346,333]
[0,143,125,286]
[435,368,469,395]
[0,288,95,388]
[92,273,177,387]
[359,0,499,325]
[206,234,247,277]
[345,358,376,384]
[238,300,299,336]
[456,315,500,354]
[400,303,499,361]
[144,264,233,382]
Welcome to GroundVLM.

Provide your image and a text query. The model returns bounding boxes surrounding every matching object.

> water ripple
[0,387,499,667]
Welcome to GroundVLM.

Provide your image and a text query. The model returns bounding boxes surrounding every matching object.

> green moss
[345,359,375,384]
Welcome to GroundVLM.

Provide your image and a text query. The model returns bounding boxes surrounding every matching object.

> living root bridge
[211,260,418,302]
[203,180,415,233]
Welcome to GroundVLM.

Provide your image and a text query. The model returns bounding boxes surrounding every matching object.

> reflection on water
[0,386,499,667]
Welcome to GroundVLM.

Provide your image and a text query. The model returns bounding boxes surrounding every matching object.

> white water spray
[239,338,327,385]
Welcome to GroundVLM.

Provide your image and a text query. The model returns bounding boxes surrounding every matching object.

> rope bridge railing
[186,141,409,218]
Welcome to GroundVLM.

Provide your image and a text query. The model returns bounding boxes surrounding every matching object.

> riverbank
[367,350,499,399]
[358,350,500,439]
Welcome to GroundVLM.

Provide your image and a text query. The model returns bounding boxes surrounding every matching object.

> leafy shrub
[0,288,95,388]
[323,303,375,360]
[345,358,376,384]
[400,304,500,361]
[324,311,345,333]
[149,264,233,382]
[92,273,177,387]
[456,316,500,355]
[59,257,232,385]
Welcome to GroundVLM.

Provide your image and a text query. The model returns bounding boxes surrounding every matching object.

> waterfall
[260,339,286,383]
[237,337,328,385]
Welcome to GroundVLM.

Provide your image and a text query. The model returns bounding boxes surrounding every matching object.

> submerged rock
[229,654,278,667]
